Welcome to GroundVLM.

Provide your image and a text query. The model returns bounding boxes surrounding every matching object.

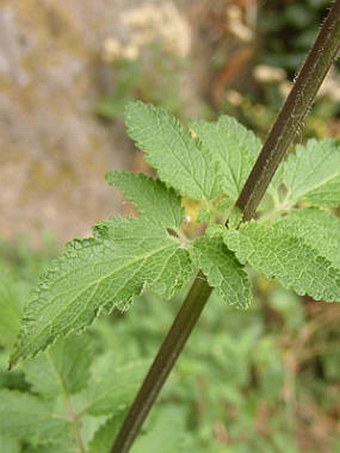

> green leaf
[132,406,191,453]
[225,220,340,302]
[0,270,23,348]
[191,116,261,199]
[106,171,184,228]
[10,217,193,367]
[24,334,94,398]
[125,101,222,200]
[23,443,74,453]
[192,235,252,309]
[275,209,340,268]
[88,414,126,453]
[0,436,20,453]
[88,406,192,453]
[79,414,109,452]
[79,352,150,416]
[0,351,26,393]
[0,389,71,444]
[282,139,340,207]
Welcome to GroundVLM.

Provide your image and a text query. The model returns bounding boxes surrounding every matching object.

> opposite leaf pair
[10,102,340,368]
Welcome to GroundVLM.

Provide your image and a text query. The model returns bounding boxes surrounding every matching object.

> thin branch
[112,272,212,452]
[236,0,340,220]
[112,2,340,451]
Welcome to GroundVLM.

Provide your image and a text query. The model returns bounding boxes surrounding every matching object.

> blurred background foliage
[97,0,339,139]
[0,229,339,452]
[1,0,339,451]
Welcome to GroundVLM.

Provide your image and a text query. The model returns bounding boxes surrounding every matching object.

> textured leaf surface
[106,171,184,228]
[125,101,222,200]
[282,139,340,206]
[275,209,340,269]
[0,389,71,443]
[191,116,261,199]
[192,236,252,308]
[10,217,192,366]
[24,335,94,397]
[225,221,340,302]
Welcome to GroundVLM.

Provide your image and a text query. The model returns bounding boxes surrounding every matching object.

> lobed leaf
[125,101,222,200]
[281,139,340,207]
[10,217,193,367]
[106,171,184,228]
[79,352,150,416]
[88,414,126,453]
[191,116,262,199]
[0,389,71,444]
[225,220,340,302]
[132,406,191,453]
[192,235,252,309]
[24,335,94,398]
[275,208,340,269]
[88,405,191,453]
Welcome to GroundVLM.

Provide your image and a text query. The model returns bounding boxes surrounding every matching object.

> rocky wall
[0,0,148,244]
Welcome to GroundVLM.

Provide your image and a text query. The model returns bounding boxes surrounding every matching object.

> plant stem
[112,3,340,451]
[112,272,212,453]
[236,0,340,220]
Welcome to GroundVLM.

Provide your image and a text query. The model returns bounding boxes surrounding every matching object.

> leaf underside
[10,217,192,367]
[10,102,340,372]
[106,171,184,228]
[225,219,340,302]
[193,235,252,309]
[275,208,340,269]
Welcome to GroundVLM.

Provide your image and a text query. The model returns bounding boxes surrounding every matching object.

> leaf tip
[8,354,19,371]
[124,99,145,119]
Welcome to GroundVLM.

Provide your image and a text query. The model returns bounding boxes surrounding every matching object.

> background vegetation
[1,1,339,451]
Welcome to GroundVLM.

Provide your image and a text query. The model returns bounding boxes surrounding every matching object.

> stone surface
[0,0,143,244]
[0,0,249,245]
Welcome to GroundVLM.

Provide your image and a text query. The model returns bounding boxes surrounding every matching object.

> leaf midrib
[21,241,181,360]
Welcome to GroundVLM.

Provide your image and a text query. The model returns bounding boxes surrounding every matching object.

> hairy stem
[112,273,211,453]
[236,0,340,220]
[112,3,340,451]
